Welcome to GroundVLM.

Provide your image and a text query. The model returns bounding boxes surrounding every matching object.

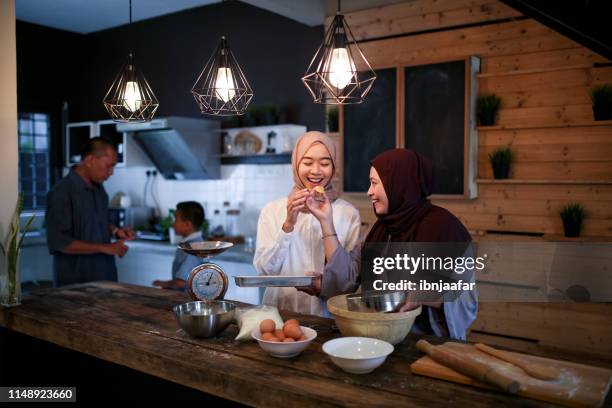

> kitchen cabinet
[96,120,126,165]
[20,239,54,285]
[65,120,126,167]
[65,121,94,166]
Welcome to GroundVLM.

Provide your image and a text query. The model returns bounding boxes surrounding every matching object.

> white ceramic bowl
[251,326,317,358]
[322,337,394,374]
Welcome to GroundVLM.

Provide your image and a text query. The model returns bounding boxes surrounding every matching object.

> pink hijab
[290,131,339,202]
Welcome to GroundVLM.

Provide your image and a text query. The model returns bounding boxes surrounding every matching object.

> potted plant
[488,146,513,179]
[590,84,612,121]
[160,209,176,243]
[0,194,34,307]
[477,93,502,126]
[560,203,586,238]
[327,106,339,132]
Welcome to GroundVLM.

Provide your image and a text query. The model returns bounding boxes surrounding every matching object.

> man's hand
[102,240,128,257]
[297,271,322,296]
[116,227,136,240]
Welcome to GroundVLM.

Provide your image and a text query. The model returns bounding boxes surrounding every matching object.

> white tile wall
[104,163,293,237]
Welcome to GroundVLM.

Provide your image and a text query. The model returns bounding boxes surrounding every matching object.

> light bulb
[122,81,142,112]
[328,47,356,90]
[215,67,236,103]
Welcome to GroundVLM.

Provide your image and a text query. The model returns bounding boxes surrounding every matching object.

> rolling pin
[475,343,558,381]
[416,340,521,394]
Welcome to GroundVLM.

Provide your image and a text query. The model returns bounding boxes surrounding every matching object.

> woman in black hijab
[304,148,478,340]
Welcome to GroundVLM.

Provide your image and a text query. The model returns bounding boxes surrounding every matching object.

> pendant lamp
[102,0,159,122]
[302,0,376,104]
[191,36,253,116]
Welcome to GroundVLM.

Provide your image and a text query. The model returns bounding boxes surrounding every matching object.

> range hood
[117,116,220,180]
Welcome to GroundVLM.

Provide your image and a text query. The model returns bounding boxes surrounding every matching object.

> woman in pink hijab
[253,131,361,316]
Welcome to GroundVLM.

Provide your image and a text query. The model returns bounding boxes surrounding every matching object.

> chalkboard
[404,60,465,195]
[343,68,397,192]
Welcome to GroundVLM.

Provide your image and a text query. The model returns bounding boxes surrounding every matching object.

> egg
[259,319,276,333]
[283,324,303,340]
[274,329,286,340]
[261,332,276,341]
[283,319,300,328]
[267,336,280,342]
[283,337,296,343]
[298,335,307,341]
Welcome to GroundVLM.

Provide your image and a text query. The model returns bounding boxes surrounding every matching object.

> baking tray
[234,276,315,287]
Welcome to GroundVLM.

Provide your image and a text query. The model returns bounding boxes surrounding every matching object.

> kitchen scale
[178,241,234,301]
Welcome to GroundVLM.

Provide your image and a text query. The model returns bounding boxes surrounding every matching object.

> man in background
[46,137,134,286]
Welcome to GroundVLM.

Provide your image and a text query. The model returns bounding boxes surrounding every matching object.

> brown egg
[284,319,300,328]
[267,336,280,342]
[274,329,286,340]
[283,337,296,343]
[259,319,276,333]
[261,332,276,341]
[298,335,307,341]
[283,324,303,340]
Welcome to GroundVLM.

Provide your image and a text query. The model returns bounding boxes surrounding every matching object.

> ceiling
[15,0,408,33]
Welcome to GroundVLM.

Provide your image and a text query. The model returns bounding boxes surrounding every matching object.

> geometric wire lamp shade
[191,36,253,116]
[102,53,159,123]
[302,12,376,105]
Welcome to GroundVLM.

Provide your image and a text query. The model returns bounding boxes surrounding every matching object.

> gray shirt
[172,232,204,283]
[46,167,116,286]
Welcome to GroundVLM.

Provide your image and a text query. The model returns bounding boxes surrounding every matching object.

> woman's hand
[296,271,322,296]
[283,189,310,232]
[397,300,421,312]
[305,191,332,224]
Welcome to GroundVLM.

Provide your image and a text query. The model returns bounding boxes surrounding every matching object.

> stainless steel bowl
[177,241,233,258]
[173,300,235,337]
[346,291,406,313]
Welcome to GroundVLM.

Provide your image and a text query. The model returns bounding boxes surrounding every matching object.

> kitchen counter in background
[118,240,261,304]
[20,237,261,305]
[125,239,255,264]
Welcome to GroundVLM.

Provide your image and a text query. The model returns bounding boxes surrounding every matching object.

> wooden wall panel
[472,303,612,357]
[358,19,577,68]
[336,0,612,239]
[482,47,608,73]
[335,0,521,41]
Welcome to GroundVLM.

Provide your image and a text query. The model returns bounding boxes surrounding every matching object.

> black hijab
[366,149,470,243]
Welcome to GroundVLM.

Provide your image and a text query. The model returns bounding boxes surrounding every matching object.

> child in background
[152,201,204,290]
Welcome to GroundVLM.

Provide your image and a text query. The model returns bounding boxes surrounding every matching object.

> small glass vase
[1,252,21,307]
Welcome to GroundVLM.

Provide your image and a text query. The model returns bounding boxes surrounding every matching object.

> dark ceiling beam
[500,0,611,60]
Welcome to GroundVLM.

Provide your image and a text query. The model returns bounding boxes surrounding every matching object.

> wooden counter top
[1,282,610,407]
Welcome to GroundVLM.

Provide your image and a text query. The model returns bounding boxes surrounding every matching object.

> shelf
[219,153,291,165]
[472,232,612,242]
[476,64,593,79]
[476,179,612,185]
[477,120,612,131]
[542,234,612,243]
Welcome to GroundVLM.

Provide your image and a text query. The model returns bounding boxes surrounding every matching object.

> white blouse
[253,197,361,316]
